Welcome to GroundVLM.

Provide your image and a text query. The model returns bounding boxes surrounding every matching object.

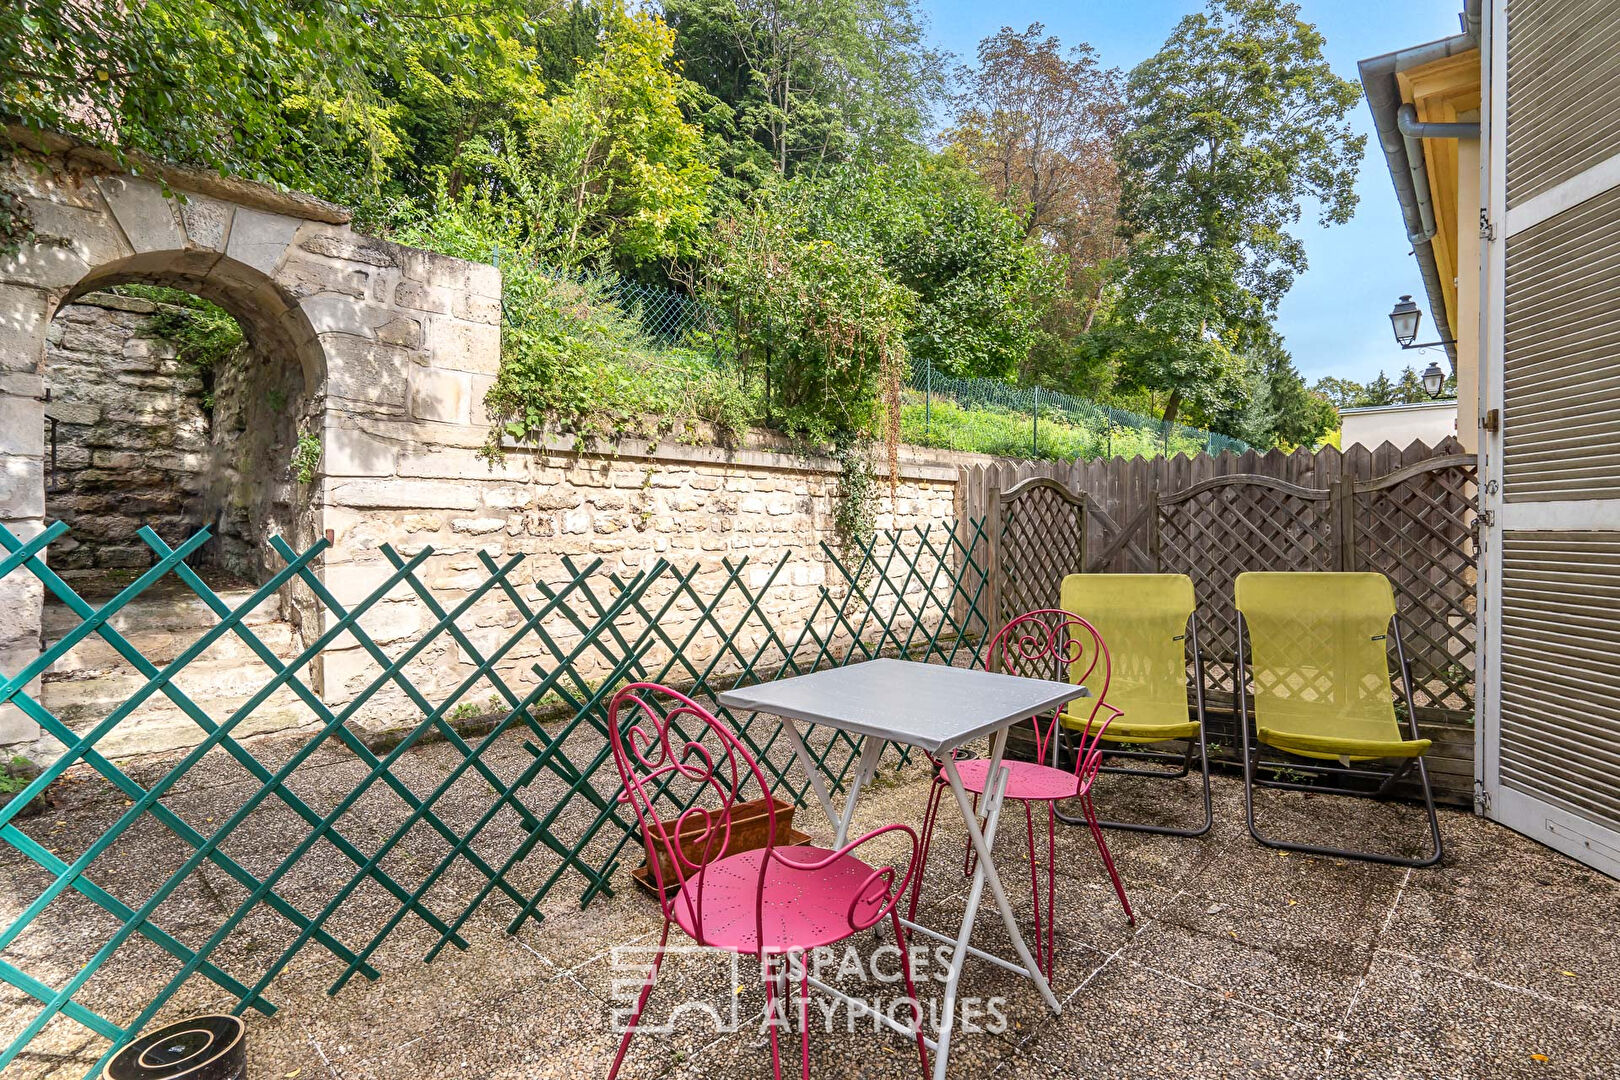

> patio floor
[4,737,1619,1080]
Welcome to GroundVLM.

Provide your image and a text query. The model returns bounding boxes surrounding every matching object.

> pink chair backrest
[989,609,1119,784]
[607,682,777,946]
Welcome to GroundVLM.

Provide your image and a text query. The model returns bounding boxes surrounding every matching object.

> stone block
[0,394,44,456]
[296,230,400,268]
[466,261,501,299]
[299,295,396,338]
[327,479,480,511]
[225,207,302,276]
[94,175,184,253]
[425,317,499,375]
[393,280,452,314]
[276,258,370,300]
[376,315,423,349]
[410,367,471,425]
[0,238,91,291]
[22,197,129,269]
[179,193,235,252]
[322,335,411,414]
[324,426,399,478]
[450,516,506,535]
[483,486,531,510]
[453,292,501,325]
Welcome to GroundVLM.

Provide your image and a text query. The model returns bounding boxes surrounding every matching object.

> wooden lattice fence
[963,439,1480,804]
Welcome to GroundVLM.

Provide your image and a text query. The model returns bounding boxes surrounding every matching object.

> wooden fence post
[1147,485,1161,572]
[1332,478,1358,572]
[986,485,1003,668]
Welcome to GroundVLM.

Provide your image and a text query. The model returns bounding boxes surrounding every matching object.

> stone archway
[0,130,502,755]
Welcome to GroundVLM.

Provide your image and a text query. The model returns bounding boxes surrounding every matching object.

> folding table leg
[930,761,1008,1080]
[940,748,1060,1014]
[778,719,841,835]
[835,736,886,846]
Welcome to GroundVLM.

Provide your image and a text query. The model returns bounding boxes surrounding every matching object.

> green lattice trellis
[0,515,989,1075]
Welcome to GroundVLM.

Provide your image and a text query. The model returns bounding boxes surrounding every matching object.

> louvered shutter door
[1484,0,1620,876]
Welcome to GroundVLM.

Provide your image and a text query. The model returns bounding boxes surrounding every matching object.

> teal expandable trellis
[0,515,990,1075]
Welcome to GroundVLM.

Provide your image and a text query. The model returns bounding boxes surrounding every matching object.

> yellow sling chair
[1055,574,1212,837]
[1234,572,1443,867]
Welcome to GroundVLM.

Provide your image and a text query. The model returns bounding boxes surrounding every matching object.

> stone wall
[42,293,213,577]
[0,131,503,751]
[315,433,963,732]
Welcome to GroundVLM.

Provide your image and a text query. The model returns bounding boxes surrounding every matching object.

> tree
[0,0,568,211]
[417,3,715,269]
[1311,376,1365,410]
[1360,371,1397,406]
[705,187,912,441]
[802,154,1056,379]
[1099,0,1365,428]
[524,4,716,265]
[944,25,1125,385]
[664,0,940,183]
[1118,0,1364,310]
[1241,331,1337,448]
[946,26,1124,252]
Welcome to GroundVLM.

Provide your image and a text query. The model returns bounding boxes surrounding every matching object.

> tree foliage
[1117,0,1364,310]
[705,185,912,443]
[801,155,1055,380]
[944,24,1125,386]
[665,0,940,184]
[1312,365,1457,409]
[4,0,1383,459]
[1086,0,1364,433]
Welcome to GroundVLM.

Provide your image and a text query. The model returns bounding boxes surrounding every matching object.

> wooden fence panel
[959,438,1479,806]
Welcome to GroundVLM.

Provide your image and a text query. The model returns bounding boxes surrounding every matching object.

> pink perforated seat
[671,847,888,952]
[952,759,1080,802]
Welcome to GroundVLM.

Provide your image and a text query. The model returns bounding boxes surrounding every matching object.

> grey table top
[716,658,1089,756]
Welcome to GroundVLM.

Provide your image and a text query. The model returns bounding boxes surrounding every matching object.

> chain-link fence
[497,251,722,346]
[904,362,1249,460]
[492,251,1246,461]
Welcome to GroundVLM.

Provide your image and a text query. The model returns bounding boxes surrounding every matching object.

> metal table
[717,658,1088,1080]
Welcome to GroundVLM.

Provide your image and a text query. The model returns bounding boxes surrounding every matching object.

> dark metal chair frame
[1234,609,1444,868]
[1053,612,1213,838]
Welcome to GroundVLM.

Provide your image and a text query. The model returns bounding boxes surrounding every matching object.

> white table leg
[836,735,886,847]
[928,757,1007,1080]
[778,720,886,848]
[777,718,840,835]
[940,736,1061,1014]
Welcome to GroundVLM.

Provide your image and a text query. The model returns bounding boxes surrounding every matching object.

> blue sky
[922,0,1465,385]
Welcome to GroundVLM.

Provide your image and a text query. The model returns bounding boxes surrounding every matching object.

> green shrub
[390,192,755,459]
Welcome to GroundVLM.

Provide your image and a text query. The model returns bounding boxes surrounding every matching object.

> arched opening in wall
[34,252,327,758]
[42,284,311,597]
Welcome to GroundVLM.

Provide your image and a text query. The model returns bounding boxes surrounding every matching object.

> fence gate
[991,478,1087,629]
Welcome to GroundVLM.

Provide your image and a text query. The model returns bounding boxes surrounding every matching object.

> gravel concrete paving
[3,729,1618,1080]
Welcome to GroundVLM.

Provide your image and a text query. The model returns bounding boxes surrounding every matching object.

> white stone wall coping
[502,431,962,484]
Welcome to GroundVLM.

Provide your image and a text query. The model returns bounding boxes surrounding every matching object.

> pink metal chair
[908,610,1132,979]
[605,682,929,1080]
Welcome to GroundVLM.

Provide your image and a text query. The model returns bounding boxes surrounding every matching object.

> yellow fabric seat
[1256,726,1430,761]
[1061,708,1200,743]
[1233,573,1423,760]
[1057,572,1211,836]
[1233,571,1443,866]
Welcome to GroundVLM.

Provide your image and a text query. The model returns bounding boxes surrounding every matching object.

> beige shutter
[1483,0,1620,876]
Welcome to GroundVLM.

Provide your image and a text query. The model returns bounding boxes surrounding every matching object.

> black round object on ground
[107,1015,246,1080]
